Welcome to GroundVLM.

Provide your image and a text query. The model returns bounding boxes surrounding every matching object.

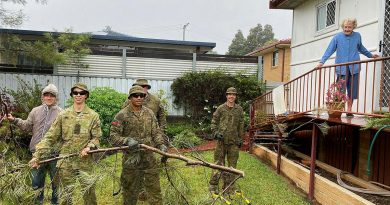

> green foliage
[152,89,170,116]
[363,113,390,130]
[227,23,276,55]
[0,29,91,67]
[1,77,44,159]
[171,130,202,149]
[227,30,246,56]
[166,122,195,139]
[67,87,127,143]
[171,70,264,126]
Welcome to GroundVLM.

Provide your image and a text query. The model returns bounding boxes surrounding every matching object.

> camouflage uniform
[122,79,166,131]
[33,96,101,205]
[209,88,244,193]
[110,91,164,205]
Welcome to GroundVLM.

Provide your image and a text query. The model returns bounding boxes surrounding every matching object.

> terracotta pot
[326,102,345,119]
[328,110,342,118]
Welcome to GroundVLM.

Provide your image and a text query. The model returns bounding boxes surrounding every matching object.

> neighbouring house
[0,28,260,115]
[247,39,291,91]
[246,1,390,204]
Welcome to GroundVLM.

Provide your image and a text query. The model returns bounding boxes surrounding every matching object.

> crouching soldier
[7,84,62,205]
[209,87,244,194]
[110,85,166,205]
[29,83,102,205]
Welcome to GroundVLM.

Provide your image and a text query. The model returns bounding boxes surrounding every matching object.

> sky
[3,0,292,54]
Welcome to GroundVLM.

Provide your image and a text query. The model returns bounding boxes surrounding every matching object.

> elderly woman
[317,18,379,116]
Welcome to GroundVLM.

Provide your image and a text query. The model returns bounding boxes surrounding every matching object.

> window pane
[326,1,336,26]
[272,51,278,67]
[317,5,326,31]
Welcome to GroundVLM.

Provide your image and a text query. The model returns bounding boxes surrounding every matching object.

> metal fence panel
[0,73,184,116]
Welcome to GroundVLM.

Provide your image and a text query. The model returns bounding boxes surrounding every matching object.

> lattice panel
[382,0,390,107]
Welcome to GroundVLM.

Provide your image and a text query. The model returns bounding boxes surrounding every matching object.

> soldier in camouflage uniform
[30,83,102,205]
[110,85,166,205]
[209,87,244,194]
[122,79,167,201]
[122,79,167,132]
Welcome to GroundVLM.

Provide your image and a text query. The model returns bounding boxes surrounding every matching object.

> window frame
[315,0,339,36]
[272,51,279,67]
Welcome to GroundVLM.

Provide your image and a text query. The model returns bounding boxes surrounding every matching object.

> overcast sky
[3,0,292,54]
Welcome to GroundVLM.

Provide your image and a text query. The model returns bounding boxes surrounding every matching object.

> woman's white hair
[341,18,357,29]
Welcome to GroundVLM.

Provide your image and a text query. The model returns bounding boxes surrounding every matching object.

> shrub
[67,87,127,144]
[171,69,264,127]
[166,122,195,139]
[171,130,202,149]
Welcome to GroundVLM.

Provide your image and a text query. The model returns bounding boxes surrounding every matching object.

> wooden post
[308,124,318,200]
[277,131,282,174]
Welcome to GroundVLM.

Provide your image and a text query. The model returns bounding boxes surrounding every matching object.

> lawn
[3,151,310,205]
[67,151,309,205]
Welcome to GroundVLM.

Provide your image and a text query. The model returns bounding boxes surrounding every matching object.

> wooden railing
[250,57,390,128]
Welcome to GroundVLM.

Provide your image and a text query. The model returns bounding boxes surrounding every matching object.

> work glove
[29,157,40,169]
[214,132,224,141]
[159,145,168,163]
[125,138,139,150]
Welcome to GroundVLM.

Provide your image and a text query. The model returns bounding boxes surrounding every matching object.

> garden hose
[366,125,390,176]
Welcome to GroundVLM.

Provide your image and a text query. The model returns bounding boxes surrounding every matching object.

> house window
[272,51,278,67]
[316,0,336,31]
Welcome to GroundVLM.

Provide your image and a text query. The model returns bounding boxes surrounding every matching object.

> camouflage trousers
[209,141,240,193]
[121,153,162,205]
[54,163,97,205]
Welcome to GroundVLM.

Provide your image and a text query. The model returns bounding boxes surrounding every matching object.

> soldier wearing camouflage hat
[209,87,244,195]
[7,83,62,205]
[30,82,102,205]
[122,79,166,131]
[110,85,166,205]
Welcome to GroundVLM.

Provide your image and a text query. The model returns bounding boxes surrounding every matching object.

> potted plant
[325,79,348,118]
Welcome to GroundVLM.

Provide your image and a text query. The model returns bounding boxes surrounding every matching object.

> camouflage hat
[71,82,89,92]
[128,85,146,96]
[132,79,151,89]
[226,87,237,94]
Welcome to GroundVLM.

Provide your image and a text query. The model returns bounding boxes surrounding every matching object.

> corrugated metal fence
[0,73,183,116]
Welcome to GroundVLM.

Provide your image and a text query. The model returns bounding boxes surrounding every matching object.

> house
[0,28,260,115]
[246,1,390,203]
[247,39,291,90]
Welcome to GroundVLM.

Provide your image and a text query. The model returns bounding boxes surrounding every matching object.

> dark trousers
[31,160,58,205]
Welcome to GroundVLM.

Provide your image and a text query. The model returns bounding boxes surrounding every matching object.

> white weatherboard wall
[126,57,193,80]
[0,73,183,116]
[57,55,123,77]
[56,55,258,80]
[290,0,380,79]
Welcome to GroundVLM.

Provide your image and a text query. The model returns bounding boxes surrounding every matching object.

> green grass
[33,151,309,205]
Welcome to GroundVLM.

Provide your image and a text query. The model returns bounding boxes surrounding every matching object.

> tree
[0,0,47,28]
[227,30,246,55]
[226,24,276,55]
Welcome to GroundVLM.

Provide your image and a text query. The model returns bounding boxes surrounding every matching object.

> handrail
[250,57,390,128]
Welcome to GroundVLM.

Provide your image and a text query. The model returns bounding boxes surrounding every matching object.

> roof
[0,28,216,51]
[269,0,307,9]
[246,39,291,56]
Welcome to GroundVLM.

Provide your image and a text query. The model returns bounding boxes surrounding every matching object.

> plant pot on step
[326,102,345,119]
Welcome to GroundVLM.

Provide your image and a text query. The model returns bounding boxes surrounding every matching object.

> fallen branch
[37,144,245,177]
